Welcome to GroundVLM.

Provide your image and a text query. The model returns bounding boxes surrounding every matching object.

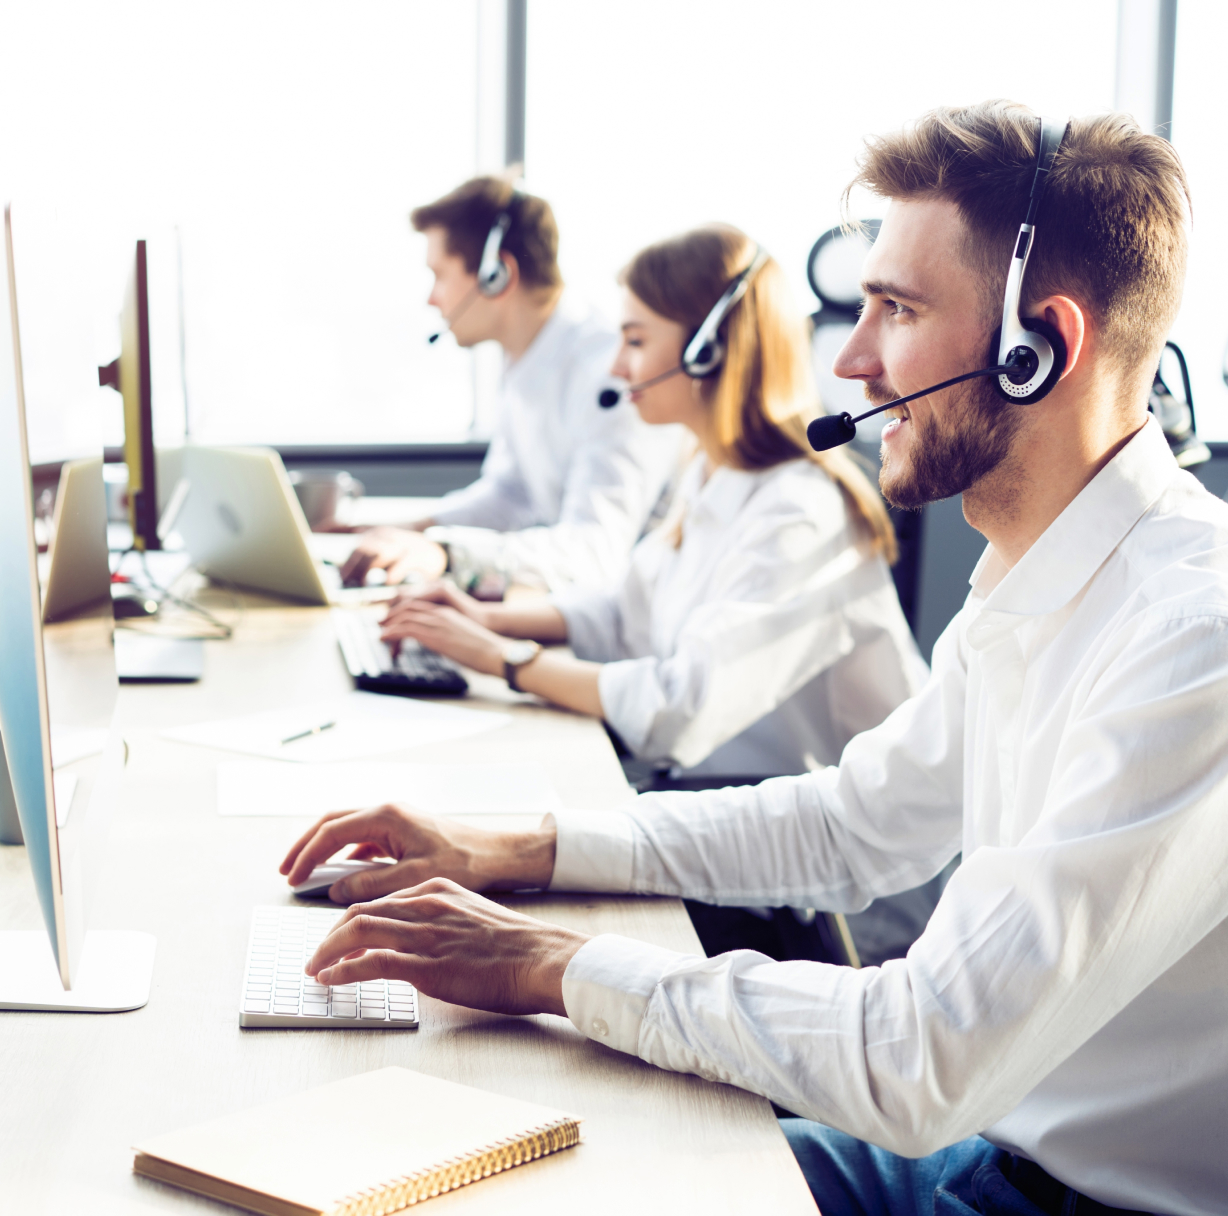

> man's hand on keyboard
[339,527,447,587]
[304,877,586,1017]
[279,803,557,903]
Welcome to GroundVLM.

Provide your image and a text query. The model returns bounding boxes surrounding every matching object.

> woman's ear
[1035,295,1086,381]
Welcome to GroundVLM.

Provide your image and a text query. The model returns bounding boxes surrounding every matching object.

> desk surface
[0,596,813,1214]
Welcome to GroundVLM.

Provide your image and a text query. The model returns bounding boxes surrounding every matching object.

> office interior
[2,1,1226,1213]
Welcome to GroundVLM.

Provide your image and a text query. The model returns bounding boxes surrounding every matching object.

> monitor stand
[0,930,156,1011]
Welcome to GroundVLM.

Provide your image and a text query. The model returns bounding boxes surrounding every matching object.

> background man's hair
[848,101,1190,378]
[410,176,561,291]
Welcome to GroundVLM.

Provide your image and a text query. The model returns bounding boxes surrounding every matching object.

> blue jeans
[780,1121,1145,1215]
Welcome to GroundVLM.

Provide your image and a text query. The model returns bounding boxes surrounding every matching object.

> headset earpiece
[994,317,1067,404]
[478,254,511,298]
[681,334,725,379]
[679,246,770,380]
[477,209,514,299]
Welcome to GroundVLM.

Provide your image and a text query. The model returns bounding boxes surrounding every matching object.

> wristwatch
[501,639,542,691]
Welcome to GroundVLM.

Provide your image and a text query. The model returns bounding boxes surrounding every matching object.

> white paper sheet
[216,760,562,817]
[161,691,508,762]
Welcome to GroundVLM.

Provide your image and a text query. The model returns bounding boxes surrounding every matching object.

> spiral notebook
[133,1067,582,1215]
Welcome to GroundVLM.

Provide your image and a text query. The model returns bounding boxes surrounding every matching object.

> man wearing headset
[284,104,1228,1215]
[339,177,680,592]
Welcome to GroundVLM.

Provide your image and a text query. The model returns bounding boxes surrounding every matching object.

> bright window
[526,0,1118,396]
[1171,3,1228,440]
[1,1,485,463]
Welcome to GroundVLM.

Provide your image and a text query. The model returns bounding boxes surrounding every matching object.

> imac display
[98,239,159,550]
[0,204,154,1011]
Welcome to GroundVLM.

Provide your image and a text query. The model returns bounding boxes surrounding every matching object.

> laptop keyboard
[239,906,418,1029]
[332,608,468,696]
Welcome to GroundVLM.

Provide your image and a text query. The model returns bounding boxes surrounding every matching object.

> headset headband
[682,245,770,378]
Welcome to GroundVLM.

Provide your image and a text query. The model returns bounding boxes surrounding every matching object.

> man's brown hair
[848,101,1190,377]
[410,176,561,291]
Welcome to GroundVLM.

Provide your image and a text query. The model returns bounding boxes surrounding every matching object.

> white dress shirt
[428,293,681,590]
[548,418,1228,1214]
[552,453,927,777]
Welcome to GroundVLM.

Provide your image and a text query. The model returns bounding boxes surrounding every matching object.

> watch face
[504,640,538,666]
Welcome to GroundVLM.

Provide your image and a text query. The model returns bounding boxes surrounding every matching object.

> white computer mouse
[292,858,394,899]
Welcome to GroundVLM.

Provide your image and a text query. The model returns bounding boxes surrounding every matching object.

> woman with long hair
[380,224,926,781]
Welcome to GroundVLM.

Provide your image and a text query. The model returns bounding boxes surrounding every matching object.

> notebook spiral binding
[334,1116,582,1214]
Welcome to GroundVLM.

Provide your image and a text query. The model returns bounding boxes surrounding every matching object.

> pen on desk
[280,720,337,745]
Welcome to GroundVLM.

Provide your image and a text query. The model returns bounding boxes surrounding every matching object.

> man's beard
[872,373,1025,510]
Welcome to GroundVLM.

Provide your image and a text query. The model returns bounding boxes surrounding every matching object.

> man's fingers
[279,810,358,875]
[331,859,427,904]
[306,912,423,975]
[341,550,375,587]
[314,948,420,987]
[385,556,415,586]
[284,809,390,885]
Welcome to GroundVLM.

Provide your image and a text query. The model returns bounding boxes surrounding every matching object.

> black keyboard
[332,609,469,697]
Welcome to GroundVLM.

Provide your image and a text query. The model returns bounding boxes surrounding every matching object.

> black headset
[427,196,519,344]
[598,245,770,407]
[807,117,1069,451]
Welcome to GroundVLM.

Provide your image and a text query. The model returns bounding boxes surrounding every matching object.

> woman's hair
[622,225,896,562]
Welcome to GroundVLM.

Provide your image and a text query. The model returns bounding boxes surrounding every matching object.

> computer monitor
[98,239,159,551]
[0,204,155,1011]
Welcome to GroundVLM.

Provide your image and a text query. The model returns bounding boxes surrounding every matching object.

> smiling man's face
[832,198,1025,509]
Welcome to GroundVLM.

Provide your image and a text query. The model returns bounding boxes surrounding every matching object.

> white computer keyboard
[238,906,418,1030]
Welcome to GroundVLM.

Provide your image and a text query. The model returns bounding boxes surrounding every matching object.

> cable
[111,548,241,641]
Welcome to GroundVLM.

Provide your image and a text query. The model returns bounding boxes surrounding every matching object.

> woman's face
[610,289,706,430]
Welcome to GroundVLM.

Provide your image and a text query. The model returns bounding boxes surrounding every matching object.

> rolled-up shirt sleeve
[551,584,629,664]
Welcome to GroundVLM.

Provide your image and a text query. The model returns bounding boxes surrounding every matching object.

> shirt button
[591,1017,609,1038]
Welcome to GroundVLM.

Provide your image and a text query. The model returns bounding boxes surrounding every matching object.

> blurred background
[0,0,1219,463]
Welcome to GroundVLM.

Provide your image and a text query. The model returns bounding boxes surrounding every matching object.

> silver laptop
[176,446,333,606]
[41,457,113,624]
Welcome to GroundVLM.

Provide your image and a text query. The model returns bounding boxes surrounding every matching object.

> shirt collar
[970,415,1179,617]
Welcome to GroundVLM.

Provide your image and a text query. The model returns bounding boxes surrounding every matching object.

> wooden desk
[0,599,814,1213]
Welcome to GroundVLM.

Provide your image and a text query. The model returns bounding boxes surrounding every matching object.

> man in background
[340,177,680,592]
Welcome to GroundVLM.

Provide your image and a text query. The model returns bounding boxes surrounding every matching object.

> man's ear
[1034,295,1086,381]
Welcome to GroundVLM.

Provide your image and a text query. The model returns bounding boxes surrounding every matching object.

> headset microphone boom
[807,116,1069,452]
[598,246,770,408]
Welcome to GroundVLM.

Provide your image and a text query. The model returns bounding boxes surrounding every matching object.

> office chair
[1152,341,1209,469]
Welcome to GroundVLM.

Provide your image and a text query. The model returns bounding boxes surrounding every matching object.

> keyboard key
[330,1006,357,1018]
[302,1003,329,1017]
[389,1009,416,1021]
[244,1001,270,1014]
